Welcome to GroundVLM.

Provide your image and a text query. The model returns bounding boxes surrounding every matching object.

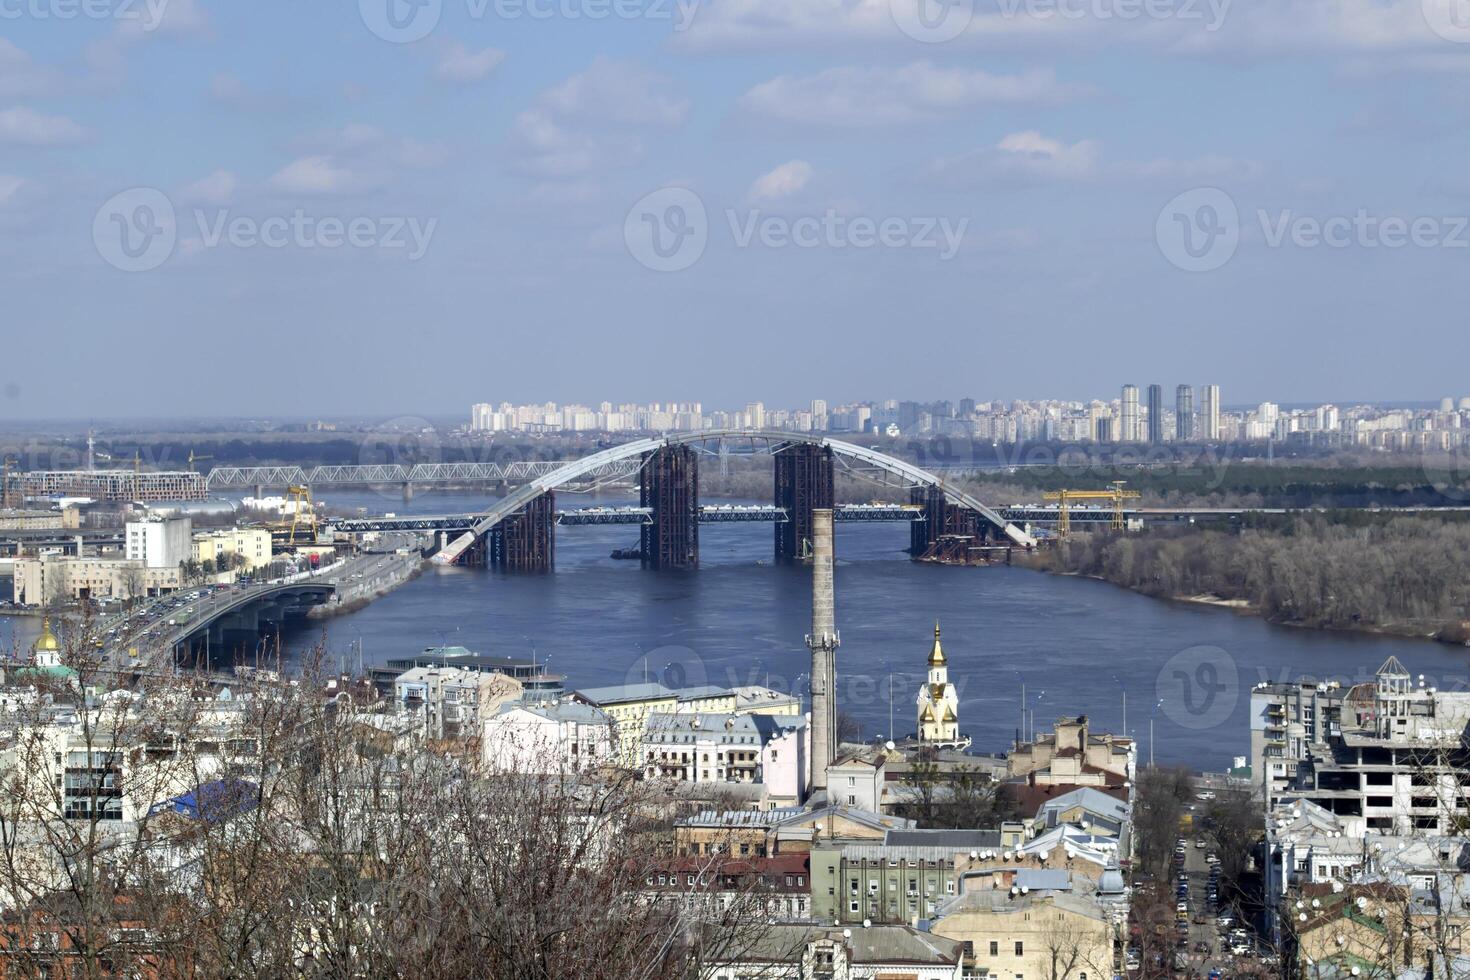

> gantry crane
[1041,481,1142,537]
[267,485,318,549]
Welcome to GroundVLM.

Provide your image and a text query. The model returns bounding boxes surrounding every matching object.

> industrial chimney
[807,508,839,793]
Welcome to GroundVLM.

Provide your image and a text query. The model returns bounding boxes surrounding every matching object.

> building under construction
[18,470,208,502]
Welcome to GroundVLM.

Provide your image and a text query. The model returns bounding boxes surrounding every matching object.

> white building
[394,666,522,740]
[483,701,615,774]
[125,516,193,569]
[700,923,964,980]
[642,712,809,804]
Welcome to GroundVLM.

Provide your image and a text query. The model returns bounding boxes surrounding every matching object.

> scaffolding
[640,446,699,570]
[773,443,834,563]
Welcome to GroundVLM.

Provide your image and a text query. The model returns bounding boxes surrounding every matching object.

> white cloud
[738,63,1089,127]
[923,131,1258,187]
[435,43,506,84]
[679,0,1470,70]
[0,175,23,206]
[0,40,60,98]
[0,107,85,146]
[85,0,210,81]
[509,59,688,179]
[179,170,238,205]
[748,160,814,202]
[270,156,368,195]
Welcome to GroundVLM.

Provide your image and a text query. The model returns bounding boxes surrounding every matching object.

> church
[915,623,968,749]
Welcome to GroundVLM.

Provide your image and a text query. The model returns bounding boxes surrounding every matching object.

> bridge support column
[490,492,554,572]
[640,446,698,570]
[774,443,834,563]
[402,481,414,503]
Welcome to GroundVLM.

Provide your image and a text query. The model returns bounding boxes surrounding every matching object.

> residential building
[827,750,887,812]
[1007,716,1134,788]
[1202,384,1221,440]
[482,700,615,774]
[810,834,994,925]
[1249,678,1345,800]
[928,885,1118,980]
[369,646,564,701]
[573,682,681,763]
[1278,658,1470,837]
[699,923,964,980]
[0,507,79,531]
[1175,384,1194,440]
[1147,384,1164,443]
[675,805,914,859]
[1120,385,1139,442]
[393,666,523,740]
[639,853,814,923]
[13,555,181,604]
[125,517,193,569]
[192,527,273,572]
[642,712,809,804]
[18,470,207,501]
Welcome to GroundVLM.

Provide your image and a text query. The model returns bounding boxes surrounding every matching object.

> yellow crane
[1041,481,1142,537]
[284,485,317,548]
[187,451,213,472]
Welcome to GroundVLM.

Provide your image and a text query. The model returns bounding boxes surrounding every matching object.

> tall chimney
[807,508,839,794]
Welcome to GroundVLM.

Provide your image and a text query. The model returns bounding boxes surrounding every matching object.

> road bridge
[419,430,1035,571]
[325,502,926,534]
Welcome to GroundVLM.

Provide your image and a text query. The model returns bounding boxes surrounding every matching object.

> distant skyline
[4,0,1470,418]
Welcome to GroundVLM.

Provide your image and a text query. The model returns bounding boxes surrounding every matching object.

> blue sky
[2,0,1469,419]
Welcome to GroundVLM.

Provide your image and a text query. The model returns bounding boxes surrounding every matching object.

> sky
[2,0,1470,420]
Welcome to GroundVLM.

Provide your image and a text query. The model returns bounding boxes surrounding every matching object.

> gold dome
[33,618,60,653]
[927,622,946,667]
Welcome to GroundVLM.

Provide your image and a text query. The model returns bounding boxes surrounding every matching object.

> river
[5,487,1466,771]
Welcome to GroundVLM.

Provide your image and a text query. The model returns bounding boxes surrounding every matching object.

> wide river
[6,488,1467,771]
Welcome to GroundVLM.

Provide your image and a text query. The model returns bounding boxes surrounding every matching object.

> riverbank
[1029,561,1470,647]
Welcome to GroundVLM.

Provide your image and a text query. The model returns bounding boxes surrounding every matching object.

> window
[990,942,999,956]
[1015,942,1024,956]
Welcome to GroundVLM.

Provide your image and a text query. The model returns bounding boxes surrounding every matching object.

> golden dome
[927,622,946,667]
[33,618,60,653]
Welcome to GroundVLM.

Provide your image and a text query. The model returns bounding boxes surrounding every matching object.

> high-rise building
[1175,385,1194,441]
[1120,385,1139,442]
[1201,385,1221,441]
[1146,384,1164,444]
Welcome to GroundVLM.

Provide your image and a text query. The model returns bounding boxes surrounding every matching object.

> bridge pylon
[773,443,834,563]
[489,492,555,572]
[640,446,699,570]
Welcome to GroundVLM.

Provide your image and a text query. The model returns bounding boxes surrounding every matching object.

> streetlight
[1150,698,1166,768]
[1111,673,1128,740]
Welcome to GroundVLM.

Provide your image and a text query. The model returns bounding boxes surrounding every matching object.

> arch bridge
[431,430,1035,571]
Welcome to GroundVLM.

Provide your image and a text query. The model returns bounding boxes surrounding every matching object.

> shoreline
[1029,564,1467,648]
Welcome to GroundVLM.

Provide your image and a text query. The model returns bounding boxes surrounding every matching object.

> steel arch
[433,430,1034,563]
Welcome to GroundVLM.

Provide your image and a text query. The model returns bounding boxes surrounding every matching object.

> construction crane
[282,485,317,548]
[1041,481,1142,537]
[1,455,16,509]
[187,451,213,472]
